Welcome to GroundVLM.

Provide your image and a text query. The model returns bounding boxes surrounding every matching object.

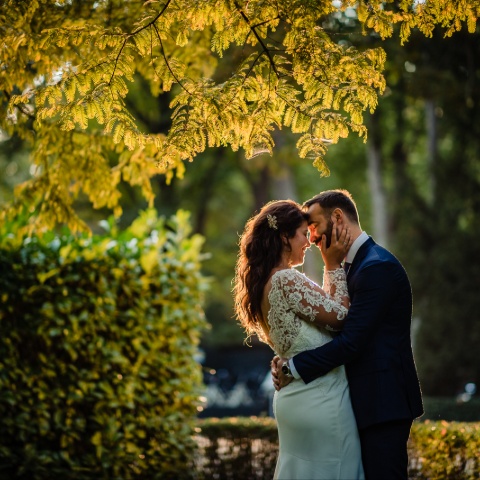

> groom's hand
[271,355,293,391]
[320,218,352,269]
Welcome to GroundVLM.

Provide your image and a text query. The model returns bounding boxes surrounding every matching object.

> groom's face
[307,203,334,248]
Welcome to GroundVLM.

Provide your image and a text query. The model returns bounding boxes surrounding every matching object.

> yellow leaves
[296,134,329,175]
[37,268,60,284]
[282,106,295,129]
[2,0,479,234]
[91,431,103,458]
[93,26,126,51]
[64,77,77,103]
[72,104,88,129]
[140,249,158,275]
[291,110,311,134]
[112,122,125,145]
[94,34,110,51]
[399,21,413,45]
[59,244,73,260]
[133,29,152,56]
[211,30,236,57]
[123,129,138,151]
[108,117,146,151]
[365,47,387,71]
[312,156,330,177]
[109,76,129,100]
[7,91,34,116]
[176,30,189,47]
[467,10,477,34]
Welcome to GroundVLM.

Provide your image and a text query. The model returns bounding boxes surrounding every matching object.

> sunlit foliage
[1,0,477,230]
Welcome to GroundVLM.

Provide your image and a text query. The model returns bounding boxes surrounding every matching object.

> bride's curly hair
[233,200,308,341]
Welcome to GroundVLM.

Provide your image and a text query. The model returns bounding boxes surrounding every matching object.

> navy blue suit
[293,237,423,479]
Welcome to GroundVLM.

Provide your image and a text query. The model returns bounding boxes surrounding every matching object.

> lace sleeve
[322,267,350,306]
[267,272,303,355]
[274,269,348,332]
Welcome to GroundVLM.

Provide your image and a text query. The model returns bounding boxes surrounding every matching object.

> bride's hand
[320,219,352,270]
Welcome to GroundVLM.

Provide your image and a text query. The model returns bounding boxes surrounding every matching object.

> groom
[273,189,423,480]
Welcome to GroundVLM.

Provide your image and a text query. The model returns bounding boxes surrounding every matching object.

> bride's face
[286,220,310,266]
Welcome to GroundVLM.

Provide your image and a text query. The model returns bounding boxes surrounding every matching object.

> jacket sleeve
[292,262,399,384]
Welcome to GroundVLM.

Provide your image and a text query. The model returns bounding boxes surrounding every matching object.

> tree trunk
[271,164,298,201]
[270,158,322,282]
[425,99,437,205]
[194,149,223,235]
[366,111,389,248]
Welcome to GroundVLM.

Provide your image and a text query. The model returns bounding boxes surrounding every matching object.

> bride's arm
[322,268,350,309]
[278,270,348,331]
[316,221,352,325]
[271,223,352,332]
[321,220,352,305]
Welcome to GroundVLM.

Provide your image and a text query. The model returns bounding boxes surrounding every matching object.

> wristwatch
[281,360,293,378]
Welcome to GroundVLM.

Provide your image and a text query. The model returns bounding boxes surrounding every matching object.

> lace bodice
[265,268,349,358]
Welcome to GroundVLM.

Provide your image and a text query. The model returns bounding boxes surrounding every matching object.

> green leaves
[1,0,478,231]
[0,209,209,478]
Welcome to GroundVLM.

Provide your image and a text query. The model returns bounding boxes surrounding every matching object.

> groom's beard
[324,219,334,248]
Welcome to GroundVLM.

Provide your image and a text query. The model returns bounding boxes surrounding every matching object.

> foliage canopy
[1,0,478,230]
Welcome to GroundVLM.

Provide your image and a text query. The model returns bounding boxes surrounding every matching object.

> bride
[233,200,364,480]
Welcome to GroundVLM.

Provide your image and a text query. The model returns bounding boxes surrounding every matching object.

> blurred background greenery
[1,25,479,400]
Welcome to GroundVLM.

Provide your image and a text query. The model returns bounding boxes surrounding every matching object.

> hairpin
[267,214,278,230]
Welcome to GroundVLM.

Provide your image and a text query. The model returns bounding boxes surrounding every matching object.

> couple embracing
[233,189,423,480]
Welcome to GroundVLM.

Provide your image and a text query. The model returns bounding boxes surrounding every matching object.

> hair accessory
[267,214,278,230]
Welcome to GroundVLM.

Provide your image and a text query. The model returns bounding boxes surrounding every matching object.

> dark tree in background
[364,28,480,396]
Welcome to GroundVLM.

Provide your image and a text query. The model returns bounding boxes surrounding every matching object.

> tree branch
[3,90,36,120]
[152,23,193,96]
[234,1,279,78]
[109,0,173,85]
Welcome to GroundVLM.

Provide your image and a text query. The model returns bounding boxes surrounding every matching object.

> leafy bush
[409,420,480,479]
[0,210,209,479]
[195,417,480,479]
[195,417,277,479]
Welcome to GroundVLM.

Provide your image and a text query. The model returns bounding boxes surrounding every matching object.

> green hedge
[195,417,278,479]
[422,397,480,422]
[196,417,480,479]
[0,210,209,479]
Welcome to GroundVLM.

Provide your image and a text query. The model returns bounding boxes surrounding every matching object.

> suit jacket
[293,237,424,430]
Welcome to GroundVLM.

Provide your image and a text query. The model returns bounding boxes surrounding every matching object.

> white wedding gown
[265,268,365,480]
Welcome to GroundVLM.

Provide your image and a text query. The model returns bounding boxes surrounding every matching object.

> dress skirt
[273,366,364,480]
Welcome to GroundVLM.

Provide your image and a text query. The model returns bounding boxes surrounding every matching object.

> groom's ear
[331,208,344,223]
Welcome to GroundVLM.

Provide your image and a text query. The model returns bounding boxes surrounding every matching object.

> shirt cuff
[288,358,301,379]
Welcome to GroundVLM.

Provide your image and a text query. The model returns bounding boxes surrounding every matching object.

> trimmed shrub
[196,417,480,479]
[422,397,480,422]
[0,210,209,479]
[195,417,277,479]
[409,420,480,479]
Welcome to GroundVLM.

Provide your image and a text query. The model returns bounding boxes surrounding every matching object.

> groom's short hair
[303,189,359,224]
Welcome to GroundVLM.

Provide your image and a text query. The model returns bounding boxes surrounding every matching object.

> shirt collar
[345,231,369,264]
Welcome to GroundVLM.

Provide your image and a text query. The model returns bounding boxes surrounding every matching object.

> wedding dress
[266,268,364,480]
